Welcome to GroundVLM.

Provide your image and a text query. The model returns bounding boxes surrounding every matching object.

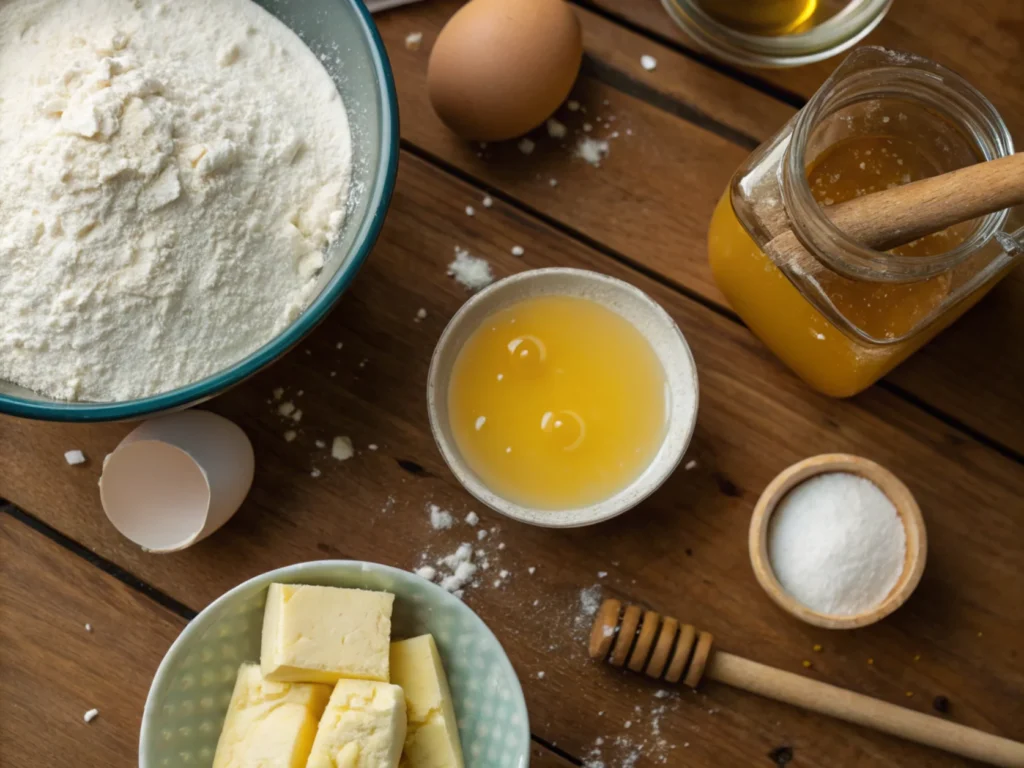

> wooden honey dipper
[768,152,1024,268]
[590,599,1024,767]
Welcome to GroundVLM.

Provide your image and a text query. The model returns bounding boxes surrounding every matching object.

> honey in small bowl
[447,295,667,510]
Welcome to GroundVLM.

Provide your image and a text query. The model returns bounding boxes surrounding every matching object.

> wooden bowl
[749,454,927,630]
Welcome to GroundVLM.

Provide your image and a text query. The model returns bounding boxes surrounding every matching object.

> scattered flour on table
[331,436,354,461]
[427,503,454,530]
[0,0,351,401]
[448,247,494,291]
[577,138,610,167]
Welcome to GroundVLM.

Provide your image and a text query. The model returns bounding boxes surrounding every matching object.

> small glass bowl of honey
[661,0,892,68]
[427,268,699,527]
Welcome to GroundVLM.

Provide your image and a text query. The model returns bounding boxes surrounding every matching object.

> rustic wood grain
[1,153,1020,766]
[0,509,581,768]
[377,0,1024,457]
[584,0,1024,137]
[0,512,183,767]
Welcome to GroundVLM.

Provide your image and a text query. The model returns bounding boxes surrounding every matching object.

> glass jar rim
[782,47,1015,283]
[661,0,893,68]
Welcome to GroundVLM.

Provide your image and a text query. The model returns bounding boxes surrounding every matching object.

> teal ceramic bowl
[0,0,398,422]
[141,561,531,768]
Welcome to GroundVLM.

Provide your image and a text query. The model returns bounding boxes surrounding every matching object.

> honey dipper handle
[822,152,1024,251]
[706,652,1024,767]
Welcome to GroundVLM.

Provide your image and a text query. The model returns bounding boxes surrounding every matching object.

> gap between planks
[0,500,588,768]
[397,142,1024,467]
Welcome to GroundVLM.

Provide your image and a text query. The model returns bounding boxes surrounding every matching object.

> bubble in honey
[540,409,586,451]
[506,334,547,378]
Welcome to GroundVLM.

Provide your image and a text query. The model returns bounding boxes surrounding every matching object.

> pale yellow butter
[307,679,407,768]
[261,583,394,683]
[211,663,330,768]
[390,635,465,768]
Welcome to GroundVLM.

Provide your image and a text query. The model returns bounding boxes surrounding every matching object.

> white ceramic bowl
[427,268,699,528]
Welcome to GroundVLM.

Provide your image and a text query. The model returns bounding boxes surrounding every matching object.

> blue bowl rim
[1,0,400,423]
[138,559,532,767]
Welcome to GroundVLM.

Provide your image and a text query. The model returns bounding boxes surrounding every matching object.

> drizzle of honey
[447,295,667,510]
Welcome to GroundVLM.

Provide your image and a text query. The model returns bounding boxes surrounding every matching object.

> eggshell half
[427,0,583,141]
[99,410,255,552]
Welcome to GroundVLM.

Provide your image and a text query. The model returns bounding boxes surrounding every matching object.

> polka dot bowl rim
[140,560,530,767]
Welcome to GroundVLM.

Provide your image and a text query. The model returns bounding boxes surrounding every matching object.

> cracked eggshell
[99,410,254,553]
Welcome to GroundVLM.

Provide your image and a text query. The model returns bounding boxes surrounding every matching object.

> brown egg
[427,0,583,141]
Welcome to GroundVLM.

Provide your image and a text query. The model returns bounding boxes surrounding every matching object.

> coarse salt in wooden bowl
[748,453,927,630]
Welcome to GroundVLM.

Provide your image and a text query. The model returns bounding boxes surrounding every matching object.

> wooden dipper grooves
[589,599,1024,767]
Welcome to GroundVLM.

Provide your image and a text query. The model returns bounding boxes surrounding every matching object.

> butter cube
[390,635,465,768]
[307,679,407,768]
[261,583,394,683]
[212,663,330,768]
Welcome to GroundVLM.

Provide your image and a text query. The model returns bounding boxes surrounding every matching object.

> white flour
[0,0,352,401]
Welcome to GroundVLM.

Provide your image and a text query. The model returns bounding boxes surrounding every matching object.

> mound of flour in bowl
[0,0,352,401]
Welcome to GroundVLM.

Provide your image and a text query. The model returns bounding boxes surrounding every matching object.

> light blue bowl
[0,0,398,422]
[141,561,531,768]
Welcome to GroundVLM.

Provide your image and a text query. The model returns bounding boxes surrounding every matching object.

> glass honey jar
[708,47,1023,398]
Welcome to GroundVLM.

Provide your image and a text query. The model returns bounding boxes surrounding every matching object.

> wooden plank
[1,152,1021,766]
[0,512,184,767]
[0,510,580,768]
[585,0,1024,137]
[377,0,1024,456]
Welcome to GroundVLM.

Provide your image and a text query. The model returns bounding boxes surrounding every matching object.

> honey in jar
[447,295,666,510]
[707,48,1023,397]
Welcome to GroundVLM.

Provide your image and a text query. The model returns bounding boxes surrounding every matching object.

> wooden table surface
[1,2,1022,767]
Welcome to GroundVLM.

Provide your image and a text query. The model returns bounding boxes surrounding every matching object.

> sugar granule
[404,32,423,50]
[511,245,525,257]
[64,450,86,466]
[518,138,535,155]
[640,54,658,71]
[465,511,479,526]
